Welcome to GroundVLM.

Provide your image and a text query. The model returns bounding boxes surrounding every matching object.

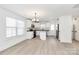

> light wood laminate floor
[0,37,79,55]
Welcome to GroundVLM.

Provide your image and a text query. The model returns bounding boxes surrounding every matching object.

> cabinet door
[59,16,73,43]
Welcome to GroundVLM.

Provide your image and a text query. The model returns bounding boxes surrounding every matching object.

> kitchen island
[40,31,46,40]
[27,29,49,40]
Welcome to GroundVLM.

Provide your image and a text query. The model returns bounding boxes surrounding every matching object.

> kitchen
[25,17,58,40]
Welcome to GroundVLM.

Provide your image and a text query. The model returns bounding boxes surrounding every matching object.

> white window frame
[6,17,24,38]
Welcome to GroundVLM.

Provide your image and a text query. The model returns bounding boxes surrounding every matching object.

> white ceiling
[0,4,79,20]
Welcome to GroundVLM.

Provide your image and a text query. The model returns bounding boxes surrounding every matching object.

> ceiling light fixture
[32,12,39,23]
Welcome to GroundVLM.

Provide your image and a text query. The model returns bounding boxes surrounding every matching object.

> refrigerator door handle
[72,31,77,32]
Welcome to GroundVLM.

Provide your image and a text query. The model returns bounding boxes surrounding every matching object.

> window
[50,24,55,30]
[6,17,24,37]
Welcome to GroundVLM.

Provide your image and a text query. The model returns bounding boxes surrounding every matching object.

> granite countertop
[35,30,49,31]
[27,29,49,32]
[27,27,50,32]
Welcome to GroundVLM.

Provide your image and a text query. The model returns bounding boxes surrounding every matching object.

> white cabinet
[59,16,73,43]
[36,31,40,36]
[26,32,33,39]
[40,31,46,40]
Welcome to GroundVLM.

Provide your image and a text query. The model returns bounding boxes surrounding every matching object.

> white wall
[25,20,32,28]
[0,7,27,51]
[59,16,73,43]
